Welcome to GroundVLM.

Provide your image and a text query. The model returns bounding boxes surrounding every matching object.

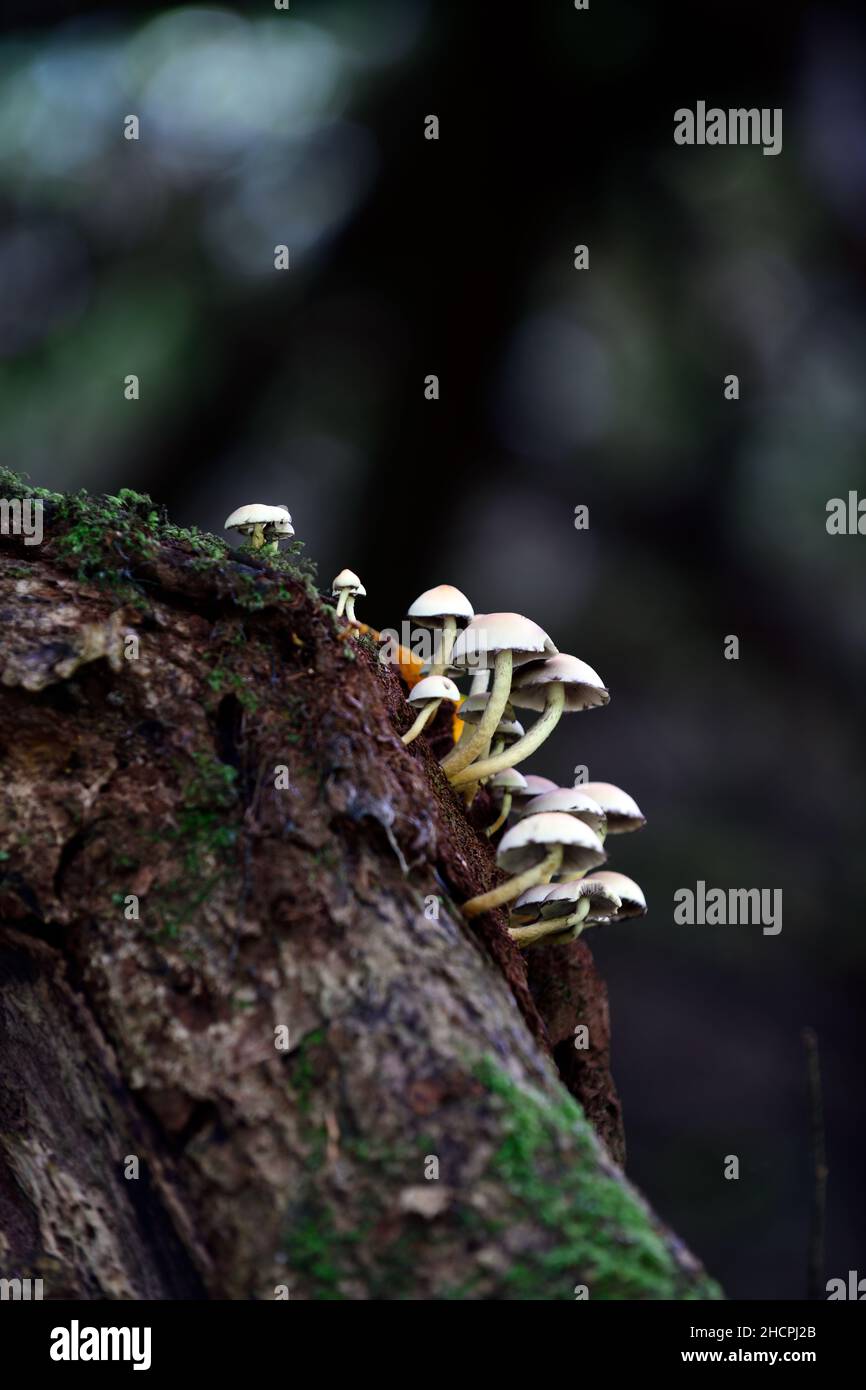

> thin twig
[802,1027,827,1300]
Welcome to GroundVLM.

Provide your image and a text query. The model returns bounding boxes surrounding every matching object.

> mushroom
[509,774,557,815]
[401,674,460,745]
[580,783,646,836]
[224,503,294,553]
[407,584,474,675]
[510,882,552,925]
[509,877,623,948]
[582,870,647,918]
[484,767,528,837]
[514,786,606,836]
[462,811,605,919]
[331,568,364,620]
[448,653,608,788]
[441,613,557,778]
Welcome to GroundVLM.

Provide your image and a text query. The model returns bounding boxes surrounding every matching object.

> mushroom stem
[251,523,266,551]
[334,590,349,619]
[431,615,457,676]
[345,593,359,622]
[441,649,514,776]
[401,701,439,746]
[508,898,590,948]
[462,845,562,919]
[449,682,565,788]
[485,792,512,837]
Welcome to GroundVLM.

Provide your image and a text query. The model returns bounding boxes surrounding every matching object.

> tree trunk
[0,482,720,1300]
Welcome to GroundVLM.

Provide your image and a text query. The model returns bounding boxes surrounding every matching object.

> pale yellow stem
[441,650,513,776]
[401,700,439,745]
[509,898,590,948]
[334,590,348,618]
[462,846,562,919]
[485,792,512,837]
[431,616,457,676]
[449,683,565,788]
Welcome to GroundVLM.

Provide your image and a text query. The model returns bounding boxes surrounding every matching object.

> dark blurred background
[2,0,864,1299]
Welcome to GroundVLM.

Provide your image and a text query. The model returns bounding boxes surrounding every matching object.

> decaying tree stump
[0,479,721,1299]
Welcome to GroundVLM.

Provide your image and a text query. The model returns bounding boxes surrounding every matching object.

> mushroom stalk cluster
[391,582,647,947]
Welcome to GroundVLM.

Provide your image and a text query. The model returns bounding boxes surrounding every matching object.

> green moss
[0,469,318,609]
[475,1056,723,1301]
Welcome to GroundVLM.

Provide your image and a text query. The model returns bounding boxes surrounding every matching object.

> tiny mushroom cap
[332,568,362,594]
[511,883,552,925]
[496,812,606,877]
[407,675,460,706]
[407,584,474,627]
[489,767,528,795]
[451,612,558,671]
[540,878,622,921]
[580,782,646,833]
[494,716,525,746]
[224,503,294,534]
[510,653,608,712]
[518,786,606,835]
[586,871,647,919]
[519,774,558,798]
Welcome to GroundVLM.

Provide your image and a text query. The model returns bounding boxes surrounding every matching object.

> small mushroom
[407,584,474,675]
[484,767,528,837]
[509,774,557,815]
[583,870,647,918]
[510,883,553,925]
[401,674,460,745]
[509,877,622,948]
[442,613,557,778]
[515,786,606,836]
[224,503,294,553]
[449,652,606,788]
[331,568,364,620]
[580,782,646,836]
[462,811,605,919]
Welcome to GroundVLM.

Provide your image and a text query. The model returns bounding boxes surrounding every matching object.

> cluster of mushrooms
[395,585,647,947]
[223,510,646,951]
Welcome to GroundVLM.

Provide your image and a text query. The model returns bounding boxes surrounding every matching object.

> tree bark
[0,484,720,1300]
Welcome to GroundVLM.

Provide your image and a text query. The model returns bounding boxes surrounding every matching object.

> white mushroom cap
[511,883,552,924]
[494,716,525,745]
[451,612,558,671]
[407,675,461,705]
[514,774,558,801]
[540,878,622,921]
[587,871,647,918]
[332,568,363,594]
[407,584,474,626]
[225,503,293,532]
[489,767,528,792]
[580,782,646,833]
[510,653,608,712]
[517,787,606,835]
[496,811,606,876]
